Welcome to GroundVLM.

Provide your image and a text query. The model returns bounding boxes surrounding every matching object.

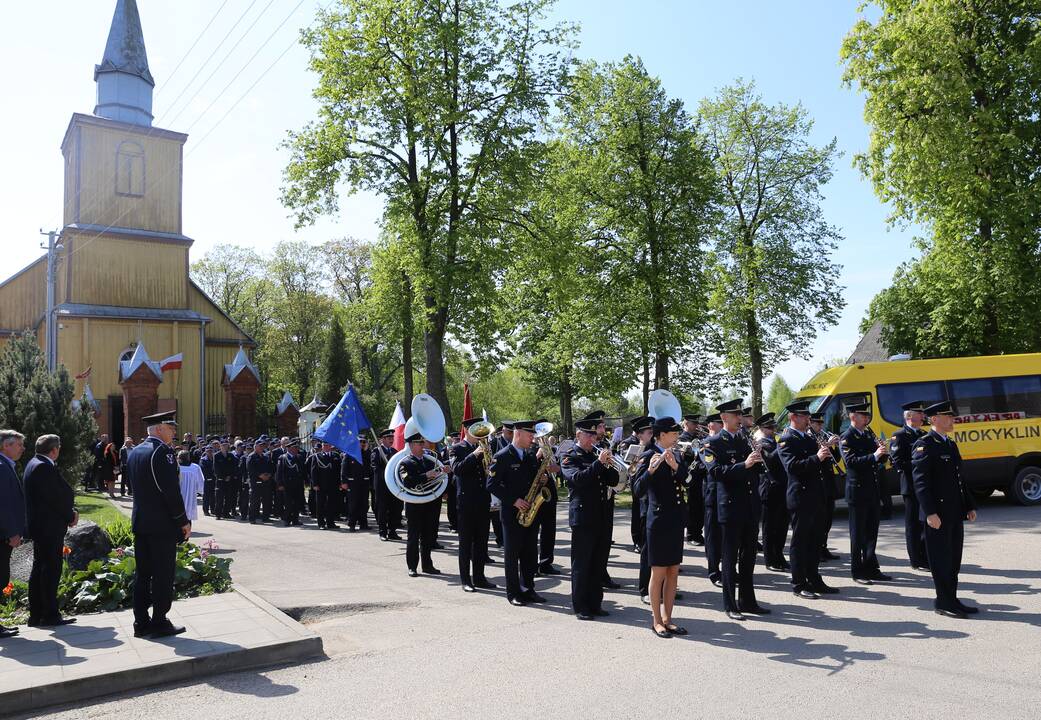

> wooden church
[0,0,257,442]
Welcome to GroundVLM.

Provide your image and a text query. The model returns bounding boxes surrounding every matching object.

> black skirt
[645,512,683,566]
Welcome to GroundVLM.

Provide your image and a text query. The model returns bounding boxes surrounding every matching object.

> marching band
[175,390,981,631]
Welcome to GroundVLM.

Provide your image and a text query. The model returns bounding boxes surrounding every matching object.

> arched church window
[119,345,136,363]
[115,141,145,197]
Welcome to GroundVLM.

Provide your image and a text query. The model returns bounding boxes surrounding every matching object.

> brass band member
[755,414,790,572]
[561,418,620,620]
[890,400,929,570]
[451,418,496,592]
[839,402,892,584]
[401,432,443,577]
[487,420,548,606]
[633,416,688,638]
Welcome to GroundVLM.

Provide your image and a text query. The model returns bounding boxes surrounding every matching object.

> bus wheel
[970,487,995,501]
[1010,466,1041,506]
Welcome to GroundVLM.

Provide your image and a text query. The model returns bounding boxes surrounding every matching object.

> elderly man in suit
[24,434,78,627]
[0,429,27,638]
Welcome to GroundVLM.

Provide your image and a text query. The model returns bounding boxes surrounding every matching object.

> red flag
[460,383,473,436]
[159,353,183,372]
[389,401,406,451]
[74,366,92,380]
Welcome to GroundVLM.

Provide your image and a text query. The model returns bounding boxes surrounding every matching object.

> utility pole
[40,229,63,372]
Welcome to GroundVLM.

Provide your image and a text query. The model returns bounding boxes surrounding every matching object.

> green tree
[843,2,1041,357]
[0,332,96,479]
[765,374,795,416]
[282,0,576,426]
[318,313,353,403]
[559,57,718,398]
[699,80,844,416]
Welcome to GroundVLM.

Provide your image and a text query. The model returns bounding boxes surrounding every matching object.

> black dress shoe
[794,589,820,600]
[820,550,840,561]
[674,592,684,600]
[935,607,967,619]
[431,542,445,550]
[956,602,980,615]
[485,557,497,564]
[509,597,526,607]
[538,566,561,575]
[692,534,705,546]
[640,595,651,605]
[38,616,76,627]
[148,621,186,639]
[523,591,547,604]
[652,625,672,638]
[462,584,477,593]
[766,564,785,572]
[780,562,792,571]
[576,612,595,621]
[422,567,442,575]
[388,532,403,541]
[852,576,874,585]
[812,583,840,595]
[666,624,688,635]
[593,609,610,617]
[0,627,18,638]
[474,580,497,590]
[726,610,746,621]
[870,571,893,582]
[407,569,419,577]
[601,580,622,590]
[912,564,931,572]
[711,577,723,588]
[133,622,151,638]
[379,534,389,541]
[739,604,771,615]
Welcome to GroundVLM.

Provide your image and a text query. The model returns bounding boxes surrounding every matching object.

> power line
[158,0,231,94]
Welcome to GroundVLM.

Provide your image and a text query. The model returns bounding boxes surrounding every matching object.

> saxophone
[518,432,554,528]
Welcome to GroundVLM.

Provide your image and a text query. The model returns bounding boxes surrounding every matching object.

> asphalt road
[22,494,1041,719]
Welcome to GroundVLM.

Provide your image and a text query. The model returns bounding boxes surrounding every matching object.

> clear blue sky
[0,0,917,393]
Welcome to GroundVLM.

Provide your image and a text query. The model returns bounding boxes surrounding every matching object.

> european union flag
[314,384,372,463]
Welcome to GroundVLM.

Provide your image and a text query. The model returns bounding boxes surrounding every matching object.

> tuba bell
[384,393,450,504]
[648,388,683,424]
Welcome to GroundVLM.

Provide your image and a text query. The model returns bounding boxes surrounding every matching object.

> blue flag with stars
[314,384,372,463]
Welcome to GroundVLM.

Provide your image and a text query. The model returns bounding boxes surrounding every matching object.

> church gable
[0,256,46,336]
[188,281,254,346]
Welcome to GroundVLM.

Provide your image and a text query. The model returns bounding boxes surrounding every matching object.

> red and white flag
[74,366,92,380]
[460,383,473,436]
[159,353,183,372]
[389,401,406,451]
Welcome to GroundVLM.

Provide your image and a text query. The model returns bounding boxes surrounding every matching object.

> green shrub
[102,516,134,548]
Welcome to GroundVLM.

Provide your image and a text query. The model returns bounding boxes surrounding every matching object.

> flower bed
[0,529,231,625]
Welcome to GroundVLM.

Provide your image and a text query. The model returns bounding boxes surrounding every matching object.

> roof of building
[847,320,891,364]
[95,0,154,86]
[56,303,209,324]
[224,346,260,384]
[277,391,297,415]
[119,342,162,381]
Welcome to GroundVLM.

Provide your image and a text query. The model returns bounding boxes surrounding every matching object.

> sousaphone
[384,394,450,504]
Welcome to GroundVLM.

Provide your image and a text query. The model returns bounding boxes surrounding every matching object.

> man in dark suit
[891,400,929,570]
[778,401,839,600]
[371,429,403,540]
[704,400,767,620]
[840,402,891,584]
[912,401,979,618]
[0,429,27,638]
[702,413,724,587]
[275,439,304,527]
[451,419,496,592]
[24,434,78,627]
[128,411,190,639]
[757,414,790,572]
[399,433,443,577]
[487,420,546,606]
[561,418,619,620]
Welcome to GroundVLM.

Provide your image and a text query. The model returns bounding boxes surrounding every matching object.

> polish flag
[389,401,406,451]
[159,353,183,372]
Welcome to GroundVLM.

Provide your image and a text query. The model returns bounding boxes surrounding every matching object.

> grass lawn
[74,490,125,527]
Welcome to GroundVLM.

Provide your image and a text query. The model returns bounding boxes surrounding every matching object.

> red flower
[2,583,12,597]
[62,546,71,557]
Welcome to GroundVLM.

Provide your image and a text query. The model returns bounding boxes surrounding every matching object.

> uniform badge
[703,453,714,463]
[167,455,175,464]
[778,441,786,447]
[914,446,924,453]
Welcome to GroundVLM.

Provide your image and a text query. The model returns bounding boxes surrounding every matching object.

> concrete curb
[1,588,324,715]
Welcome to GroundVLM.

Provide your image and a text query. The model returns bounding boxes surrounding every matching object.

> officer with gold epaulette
[840,402,892,584]
[912,401,979,618]
[562,418,620,620]
[891,400,929,570]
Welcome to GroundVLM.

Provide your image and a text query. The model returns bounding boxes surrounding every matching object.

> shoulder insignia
[167,454,175,464]
[914,446,925,453]
[703,453,715,463]
[561,457,571,466]
[777,441,786,447]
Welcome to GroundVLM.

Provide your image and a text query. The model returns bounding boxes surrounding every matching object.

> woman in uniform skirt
[633,417,689,638]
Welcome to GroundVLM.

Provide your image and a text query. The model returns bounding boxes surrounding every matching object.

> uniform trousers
[500,509,538,599]
[536,500,557,570]
[848,499,880,577]
[924,519,964,611]
[237,479,249,519]
[490,513,503,546]
[347,483,370,528]
[903,493,927,567]
[721,517,759,612]
[637,514,651,595]
[790,500,823,591]
[599,496,616,583]
[630,502,643,546]
[445,479,458,530]
[570,523,609,614]
[202,479,215,515]
[316,486,340,527]
[133,533,177,626]
[761,498,789,567]
[405,502,440,570]
[686,476,704,540]
[820,493,836,551]
[704,495,721,580]
[214,479,231,518]
[457,504,490,584]
[282,482,302,525]
[28,536,63,621]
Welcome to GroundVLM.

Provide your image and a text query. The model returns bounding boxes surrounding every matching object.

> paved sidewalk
[0,586,322,714]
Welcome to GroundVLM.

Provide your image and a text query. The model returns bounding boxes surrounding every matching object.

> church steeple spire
[94,0,155,127]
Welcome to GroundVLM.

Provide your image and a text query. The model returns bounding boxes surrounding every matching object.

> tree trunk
[979,217,1000,354]
[559,367,574,436]
[641,350,650,413]
[423,299,452,430]
[745,307,763,417]
[401,271,414,417]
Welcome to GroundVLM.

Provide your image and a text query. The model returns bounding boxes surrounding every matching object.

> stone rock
[64,521,112,570]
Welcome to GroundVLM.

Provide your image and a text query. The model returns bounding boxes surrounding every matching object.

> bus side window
[1000,375,1041,418]
[876,381,947,426]
[824,393,872,435]
[949,378,1003,416]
